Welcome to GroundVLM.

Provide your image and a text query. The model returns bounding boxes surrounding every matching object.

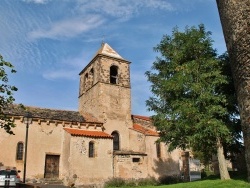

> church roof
[64,128,113,138]
[132,115,152,121]
[94,43,127,61]
[3,104,99,123]
[79,43,130,75]
[131,124,159,136]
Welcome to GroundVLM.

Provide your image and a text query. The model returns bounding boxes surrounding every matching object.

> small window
[89,141,94,158]
[132,158,140,163]
[156,142,161,158]
[90,68,94,85]
[16,142,24,160]
[112,131,120,150]
[110,65,118,84]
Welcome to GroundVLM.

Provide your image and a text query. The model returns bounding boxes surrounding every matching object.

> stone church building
[0,43,186,186]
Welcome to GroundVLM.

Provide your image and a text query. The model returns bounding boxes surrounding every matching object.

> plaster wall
[0,118,63,180]
[114,154,148,179]
[67,136,113,185]
[128,130,146,153]
[145,136,181,179]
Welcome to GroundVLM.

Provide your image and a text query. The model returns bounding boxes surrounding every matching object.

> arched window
[156,142,161,158]
[90,68,94,85]
[84,73,89,91]
[110,65,118,84]
[89,141,95,158]
[16,142,24,160]
[112,131,120,150]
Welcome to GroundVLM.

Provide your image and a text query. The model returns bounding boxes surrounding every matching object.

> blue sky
[0,0,226,116]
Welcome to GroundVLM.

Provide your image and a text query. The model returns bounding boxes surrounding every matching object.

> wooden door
[44,155,60,178]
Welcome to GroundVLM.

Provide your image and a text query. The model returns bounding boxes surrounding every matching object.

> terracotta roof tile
[132,115,152,121]
[64,128,113,138]
[131,124,159,136]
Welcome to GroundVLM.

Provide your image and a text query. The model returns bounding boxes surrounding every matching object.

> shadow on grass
[200,171,248,182]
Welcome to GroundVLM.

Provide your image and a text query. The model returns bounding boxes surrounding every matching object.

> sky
[0,0,226,116]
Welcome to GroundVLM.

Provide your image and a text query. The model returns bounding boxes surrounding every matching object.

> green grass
[107,173,249,188]
[150,179,249,188]
[138,174,249,188]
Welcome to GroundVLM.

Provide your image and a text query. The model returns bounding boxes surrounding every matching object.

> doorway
[44,154,60,178]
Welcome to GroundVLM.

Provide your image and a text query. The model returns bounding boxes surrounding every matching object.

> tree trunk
[216,0,250,181]
[217,139,230,180]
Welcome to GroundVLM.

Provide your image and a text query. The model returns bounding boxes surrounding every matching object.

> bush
[104,177,126,187]
[137,177,158,186]
[158,174,183,185]
[104,177,159,187]
[201,169,215,178]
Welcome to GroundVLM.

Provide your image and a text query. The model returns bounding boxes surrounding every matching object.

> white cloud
[22,0,49,4]
[76,0,174,19]
[42,51,88,80]
[42,69,78,80]
[29,15,105,40]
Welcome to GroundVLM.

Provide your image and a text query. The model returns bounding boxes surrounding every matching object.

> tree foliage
[145,24,240,179]
[0,54,18,134]
[218,53,242,160]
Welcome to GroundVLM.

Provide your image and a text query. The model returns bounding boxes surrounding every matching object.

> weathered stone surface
[216,0,250,181]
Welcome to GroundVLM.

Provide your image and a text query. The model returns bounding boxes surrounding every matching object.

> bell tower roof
[94,43,127,61]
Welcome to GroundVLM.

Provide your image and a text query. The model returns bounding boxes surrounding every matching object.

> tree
[218,53,243,162]
[145,24,237,180]
[193,53,242,169]
[216,0,250,181]
[0,54,18,134]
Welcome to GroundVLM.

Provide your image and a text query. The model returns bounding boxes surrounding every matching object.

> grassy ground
[148,179,249,188]
[139,173,249,188]
[107,173,249,188]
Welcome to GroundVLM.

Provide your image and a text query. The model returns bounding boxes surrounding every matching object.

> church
[0,43,187,186]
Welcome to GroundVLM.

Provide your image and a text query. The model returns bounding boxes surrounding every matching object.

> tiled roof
[132,115,152,121]
[96,43,125,60]
[131,124,159,136]
[79,43,130,75]
[64,128,113,138]
[3,104,100,123]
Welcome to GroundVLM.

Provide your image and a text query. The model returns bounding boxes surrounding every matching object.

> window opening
[89,141,94,158]
[110,65,118,84]
[90,68,94,85]
[132,158,140,163]
[112,131,120,150]
[84,73,89,91]
[156,142,161,158]
[16,142,24,160]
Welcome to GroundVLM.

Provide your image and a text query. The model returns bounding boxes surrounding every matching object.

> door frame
[44,154,60,178]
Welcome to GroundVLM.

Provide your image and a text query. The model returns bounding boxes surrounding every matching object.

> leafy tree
[218,53,242,156]
[145,24,238,180]
[193,52,242,168]
[0,54,18,134]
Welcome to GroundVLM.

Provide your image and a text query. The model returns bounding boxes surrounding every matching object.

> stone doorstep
[41,179,64,185]
[17,183,41,188]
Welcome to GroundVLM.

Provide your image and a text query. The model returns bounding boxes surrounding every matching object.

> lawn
[148,179,249,188]
[107,174,249,188]
[136,174,249,188]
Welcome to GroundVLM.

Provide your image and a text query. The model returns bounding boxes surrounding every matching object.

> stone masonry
[216,0,250,181]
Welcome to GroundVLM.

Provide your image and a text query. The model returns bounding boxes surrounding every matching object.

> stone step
[41,178,63,185]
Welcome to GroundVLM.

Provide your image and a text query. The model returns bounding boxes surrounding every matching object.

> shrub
[104,177,159,187]
[137,177,158,186]
[104,177,125,187]
[158,174,183,185]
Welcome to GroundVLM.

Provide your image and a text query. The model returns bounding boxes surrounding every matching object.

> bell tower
[78,43,132,141]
